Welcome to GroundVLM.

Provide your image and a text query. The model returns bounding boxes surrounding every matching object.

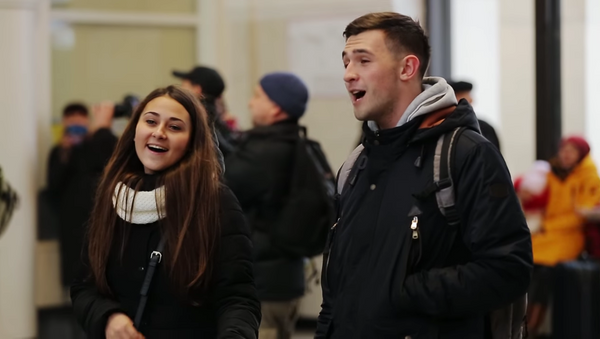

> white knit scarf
[112,182,166,224]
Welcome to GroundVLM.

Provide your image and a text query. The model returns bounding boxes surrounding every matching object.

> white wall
[451,0,535,176]
[499,0,536,176]
[451,0,501,128]
[586,0,600,164]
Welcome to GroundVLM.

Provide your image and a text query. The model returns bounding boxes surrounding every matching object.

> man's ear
[272,105,289,123]
[192,84,203,96]
[399,55,421,81]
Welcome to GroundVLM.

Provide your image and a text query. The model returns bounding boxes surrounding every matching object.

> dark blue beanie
[259,72,309,119]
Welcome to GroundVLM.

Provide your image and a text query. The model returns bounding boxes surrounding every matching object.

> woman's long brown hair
[87,86,222,298]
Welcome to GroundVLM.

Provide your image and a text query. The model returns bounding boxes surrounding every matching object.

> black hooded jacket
[316,101,532,339]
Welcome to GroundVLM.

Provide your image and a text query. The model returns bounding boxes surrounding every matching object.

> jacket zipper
[325,219,339,274]
[408,215,423,272]
[411,216,419,240]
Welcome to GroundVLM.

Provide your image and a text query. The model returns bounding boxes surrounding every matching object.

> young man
[448,80,502,152]
[224,72,310,339]
[317,12,532,338]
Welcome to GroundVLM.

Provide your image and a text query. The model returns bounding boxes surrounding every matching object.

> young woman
[71,86,260,339]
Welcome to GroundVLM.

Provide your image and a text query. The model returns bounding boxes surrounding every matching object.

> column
[535,0,562,160]
[0,0,42,337]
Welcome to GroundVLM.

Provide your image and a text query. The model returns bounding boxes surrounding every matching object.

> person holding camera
[47,101,118,289]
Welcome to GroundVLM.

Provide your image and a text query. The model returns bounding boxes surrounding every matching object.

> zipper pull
[411,216,419,239]
[332,218,339,230]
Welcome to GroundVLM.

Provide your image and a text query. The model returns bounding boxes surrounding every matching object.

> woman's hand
[105,313,145,339]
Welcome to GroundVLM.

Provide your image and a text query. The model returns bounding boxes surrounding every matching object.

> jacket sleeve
[70,246,123,339]
[397,140,533,317]
[213,187,261,339]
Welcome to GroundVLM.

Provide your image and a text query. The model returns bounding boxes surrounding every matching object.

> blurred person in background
[225,73,310,339]
[173,66,237,158]
[517,136,600,336]
[47,102,118,289]
[47,103,90,169]
[71,86,260,339]
[448,80,501,152]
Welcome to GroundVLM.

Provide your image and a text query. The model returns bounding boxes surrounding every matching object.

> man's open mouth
[351,90,366,102]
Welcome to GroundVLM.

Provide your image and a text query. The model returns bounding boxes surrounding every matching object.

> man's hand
[105,313,145,339]
[91,101,115,134]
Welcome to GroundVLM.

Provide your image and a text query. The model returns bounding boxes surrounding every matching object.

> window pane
[52,24,196,124]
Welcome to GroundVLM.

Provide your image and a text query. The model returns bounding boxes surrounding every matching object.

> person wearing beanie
[224,72,310,339]
[525,135,600,336]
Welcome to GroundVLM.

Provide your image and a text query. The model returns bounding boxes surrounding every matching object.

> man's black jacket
[316,101,532,339]
[224,120,305,301]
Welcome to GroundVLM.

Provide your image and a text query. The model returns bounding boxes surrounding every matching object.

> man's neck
[375,85,422,130]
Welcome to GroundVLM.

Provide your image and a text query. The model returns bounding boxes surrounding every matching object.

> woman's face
[134,96,192,174]
[559,142,582,170]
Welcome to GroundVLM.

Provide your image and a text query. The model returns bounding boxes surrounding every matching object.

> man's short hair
[343,12,431,78]
[63,103,88,118]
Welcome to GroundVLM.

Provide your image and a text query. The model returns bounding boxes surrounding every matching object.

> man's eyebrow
[342,49,373,59]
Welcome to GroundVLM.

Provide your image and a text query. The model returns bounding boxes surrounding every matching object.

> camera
[114,95,140,118]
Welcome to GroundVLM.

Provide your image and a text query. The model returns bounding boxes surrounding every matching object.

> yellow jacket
[532,155,600,266]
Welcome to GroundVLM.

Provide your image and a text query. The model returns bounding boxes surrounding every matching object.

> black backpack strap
[134,236,167,328]
[433,127,467,227]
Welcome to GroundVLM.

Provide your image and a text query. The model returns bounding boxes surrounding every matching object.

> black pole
[425,0,452,78]
[535,0,562,160]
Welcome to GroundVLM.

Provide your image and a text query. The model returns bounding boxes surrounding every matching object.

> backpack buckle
[435,178,452,190]
[150,251,163,263]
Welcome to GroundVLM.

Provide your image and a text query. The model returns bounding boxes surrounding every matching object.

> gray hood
[368,77,458,131]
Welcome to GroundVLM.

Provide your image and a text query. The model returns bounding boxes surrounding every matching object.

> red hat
[561,136,591,159]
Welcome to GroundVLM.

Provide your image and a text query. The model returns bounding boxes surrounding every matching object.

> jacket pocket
[407,215,423,275]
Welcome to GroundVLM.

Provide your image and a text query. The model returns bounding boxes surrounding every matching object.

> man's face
[456,91,473,104]
[248,85,279,127]
[62,113,89,144]
[342,30,403,123]
[181,79,202,98]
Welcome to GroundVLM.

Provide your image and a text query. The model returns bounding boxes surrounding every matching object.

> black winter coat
[71,183,261,339]
[317,102,532,339]
[224,120,305,301]
[47,128,117,286]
